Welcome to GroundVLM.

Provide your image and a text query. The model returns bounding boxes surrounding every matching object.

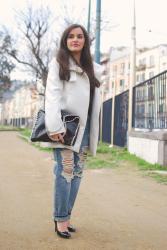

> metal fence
[101,70,167,147]
[102,98,112,143]
[113,90,129,146]
[133,70,167,129]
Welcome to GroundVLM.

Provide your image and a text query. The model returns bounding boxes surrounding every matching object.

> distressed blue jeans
[53,116,90,222]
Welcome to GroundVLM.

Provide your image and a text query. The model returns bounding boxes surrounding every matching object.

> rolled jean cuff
[54,214,70,222]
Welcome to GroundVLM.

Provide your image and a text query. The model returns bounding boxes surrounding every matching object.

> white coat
[43,57,103,156]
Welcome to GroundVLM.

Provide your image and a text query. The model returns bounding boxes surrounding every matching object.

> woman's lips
[72,44,80,47]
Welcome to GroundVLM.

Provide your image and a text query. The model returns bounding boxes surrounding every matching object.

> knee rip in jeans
[61,150,74,183]
[74,146,88,178]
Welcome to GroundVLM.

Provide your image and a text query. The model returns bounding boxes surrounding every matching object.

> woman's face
[66,27,85,54]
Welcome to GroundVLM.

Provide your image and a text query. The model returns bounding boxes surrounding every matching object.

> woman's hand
[49,133,64,143]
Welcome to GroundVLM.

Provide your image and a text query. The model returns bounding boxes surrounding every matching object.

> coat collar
[69,57,84,74]
[68,57,103,83]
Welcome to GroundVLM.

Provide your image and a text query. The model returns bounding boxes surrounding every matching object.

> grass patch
[86,142,167,184]
[87,143,167,170]
[147,173,167,185]
[0,125,21,131]
[18,130,167,184]
[119,151,163,171]
[19,128,32,137]
[87,154,119,169]
[33,142,52,152]
[86,142,124,169]
[19,128,52,152]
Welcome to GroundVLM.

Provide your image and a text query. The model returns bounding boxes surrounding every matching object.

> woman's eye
[67,34,84,39]
[68,34,74,39]
[78,35,84,39]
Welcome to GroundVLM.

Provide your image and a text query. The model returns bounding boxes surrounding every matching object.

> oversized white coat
[43,57,103,156]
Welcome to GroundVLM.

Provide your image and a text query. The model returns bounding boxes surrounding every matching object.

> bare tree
[4,5,56,86]
[0,31,15,94]
[2,2,117,89]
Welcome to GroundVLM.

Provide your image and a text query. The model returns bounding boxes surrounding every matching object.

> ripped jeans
[53,116,90,222]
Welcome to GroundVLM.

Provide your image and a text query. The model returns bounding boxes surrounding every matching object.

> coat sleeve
[45,58,66,135]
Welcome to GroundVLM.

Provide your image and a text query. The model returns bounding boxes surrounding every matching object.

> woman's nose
[73,36,78,41]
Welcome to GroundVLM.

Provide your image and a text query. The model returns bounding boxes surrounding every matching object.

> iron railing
[133,70,167,129]
[114,90,129,146]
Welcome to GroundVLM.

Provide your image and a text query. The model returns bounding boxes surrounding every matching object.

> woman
[45,24,102,239]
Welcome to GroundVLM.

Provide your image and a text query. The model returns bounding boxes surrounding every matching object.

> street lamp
[94,0,101,64]
[128,0,136,131]
[87,0,91,35]
[100,81,108,142]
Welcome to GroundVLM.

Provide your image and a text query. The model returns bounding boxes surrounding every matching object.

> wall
[128,130,167,166]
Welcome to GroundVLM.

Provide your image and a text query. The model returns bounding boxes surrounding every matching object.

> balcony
[136,64,146,71]
[147,63,155,69]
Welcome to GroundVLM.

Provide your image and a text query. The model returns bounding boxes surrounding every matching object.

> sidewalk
[0,131,167,250]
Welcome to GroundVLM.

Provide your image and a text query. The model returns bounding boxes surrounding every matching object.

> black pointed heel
[67,225,76,232]
[54,221,71,239]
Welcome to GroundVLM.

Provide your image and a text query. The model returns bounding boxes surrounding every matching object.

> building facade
[136,44,167,83]
[101,44,167,101]
[0,82,42,127]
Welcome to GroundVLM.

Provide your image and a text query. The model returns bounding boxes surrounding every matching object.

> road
[0,131,167,250]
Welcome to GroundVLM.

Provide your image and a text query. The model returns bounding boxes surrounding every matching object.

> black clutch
[30,109,80,146]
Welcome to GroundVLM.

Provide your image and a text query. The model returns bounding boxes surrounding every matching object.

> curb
[0,129,21,132]
[147,170,167,175]
[17,133,31,142]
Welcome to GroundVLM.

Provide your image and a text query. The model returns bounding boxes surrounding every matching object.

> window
[142,58,146,65]
[120,63,125,75]
[139,58,146,66]
[149,55,154,67]
[162,62,166,71]
[112,81,114,88]
[143,87,147,100]
[148,86,154,99]
[136,75,140,82]
[114,65,117,71]
[149,71,154,78]
[113,65,117,77]
[137,104,145,115]
[141,73,145,81]
[138,58,146,71]
[161,49,167,56]
[160,84,166,98]
[159,103,164,113]
[136,89,142,101]
[161,50,165,56]
[141,104,145,114]
[148,103,153,115]
[139,59,142,65]
[120,79,125,86]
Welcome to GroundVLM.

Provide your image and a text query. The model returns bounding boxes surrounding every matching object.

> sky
[0,0,167,79]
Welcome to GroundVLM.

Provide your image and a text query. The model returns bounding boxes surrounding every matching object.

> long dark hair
[56,24,100,88]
